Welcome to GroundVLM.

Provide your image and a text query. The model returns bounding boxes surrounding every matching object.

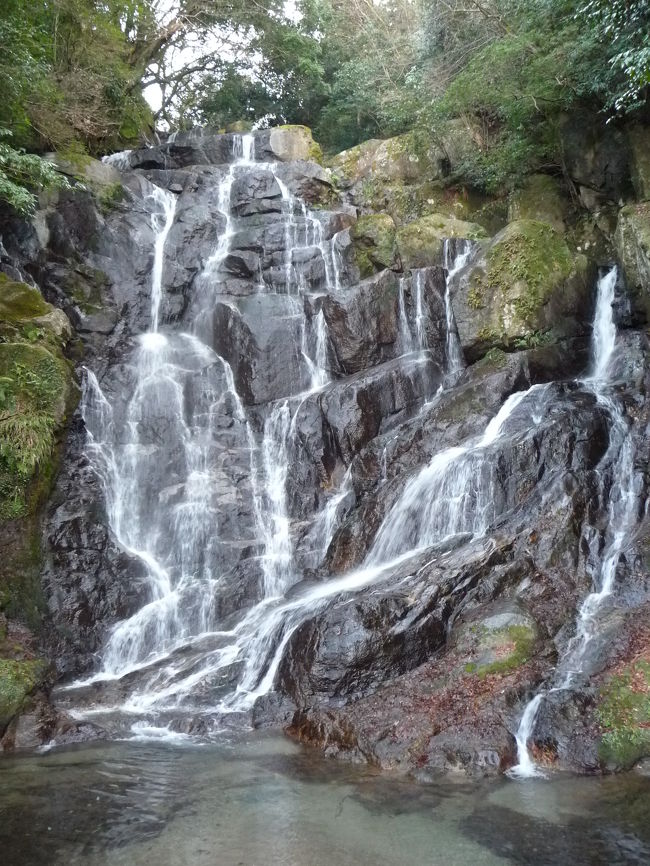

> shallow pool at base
[1,734,649,866]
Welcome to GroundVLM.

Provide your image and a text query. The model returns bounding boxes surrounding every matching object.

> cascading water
[443,238,472,373]
[74,130,645,774]
[508,266,642,779]
[367,385,548,565]
[70,133,352,727]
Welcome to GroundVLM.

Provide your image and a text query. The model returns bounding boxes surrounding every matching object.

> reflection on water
[1,734,649,866]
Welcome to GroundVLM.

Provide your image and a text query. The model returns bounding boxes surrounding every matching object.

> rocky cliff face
[0,123,649,778]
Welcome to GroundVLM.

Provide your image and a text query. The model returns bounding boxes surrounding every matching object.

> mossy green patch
[597,660,650,770]
[0,342,72,519]
[0,657,47,731]
[350,213,398,278]
[482,220,573,323]
[474,347,508,370]
[0,276,51,324]
[474,625,536,678]
[97,181,126,213]
[463,219,587,361]
[396,213,487,270]
[508,174,569,232]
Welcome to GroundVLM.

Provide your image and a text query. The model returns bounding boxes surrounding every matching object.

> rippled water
[1,736,650,866]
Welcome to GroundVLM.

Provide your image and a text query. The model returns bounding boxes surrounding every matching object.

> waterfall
[397,242,470,368]
[75,130,644,767]
[508,266,642,779]
[259,400,294,597]
[71,132,354,723]
[366,386,547,565]
[412,270,428,352]
[148,187,177,332]
[443,238,472,373]
[303,309,331,391]
[397,278,416,355]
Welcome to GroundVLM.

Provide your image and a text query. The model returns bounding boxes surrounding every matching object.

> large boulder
[396,213,486,269]
[321,354,442,463]
[314,270,401,374]
[330,133,438,189]
[231,169,283,217]
[329,128,504,229]
[507,174,570,233]
[213,294,310,405]
[350,214,400,277]
[615,202,650,323]
[559,111,632,208]
[258,125,323,164]
[451,220,593,362]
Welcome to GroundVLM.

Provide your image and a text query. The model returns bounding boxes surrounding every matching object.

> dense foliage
[0,0,649,212]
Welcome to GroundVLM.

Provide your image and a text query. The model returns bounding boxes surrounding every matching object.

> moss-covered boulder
[396,213,487,270]
[0,658,48,734]
[0,277,72,346]
[329,131,504,229]
[0,277,75,742]
[329,133,447,226]
[0,278,75,522]
[452,219,592,362]
[615,203,650,323]
[597,659,650,771]
[628,125,650,201]
[46,152,121,189]
[268,125,323,164]
[330,133,436,188]
[508,174,570,233]
[350,213,400,278]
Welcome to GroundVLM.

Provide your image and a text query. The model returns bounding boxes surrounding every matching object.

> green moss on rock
[396,213,487,270]
[474,625,536,678]
[483,220,574,317]
[597,661,650,770]
[457,219,591,361]
[0,280,75,522]
[508,174,569,232]
[0,658,48,732]
[97,182,126,213]
[350,213,399,278]
[0,342,72,519]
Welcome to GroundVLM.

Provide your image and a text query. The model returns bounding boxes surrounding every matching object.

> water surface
[1,734,649,866]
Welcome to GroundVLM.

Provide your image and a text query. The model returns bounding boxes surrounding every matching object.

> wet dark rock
[213,294,309,405]
[231,170,283,217]
[41,421,150,676]
[318,353,442,464]
[312,270,404,374]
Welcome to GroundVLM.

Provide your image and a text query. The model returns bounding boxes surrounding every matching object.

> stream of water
[509,266,642,778]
